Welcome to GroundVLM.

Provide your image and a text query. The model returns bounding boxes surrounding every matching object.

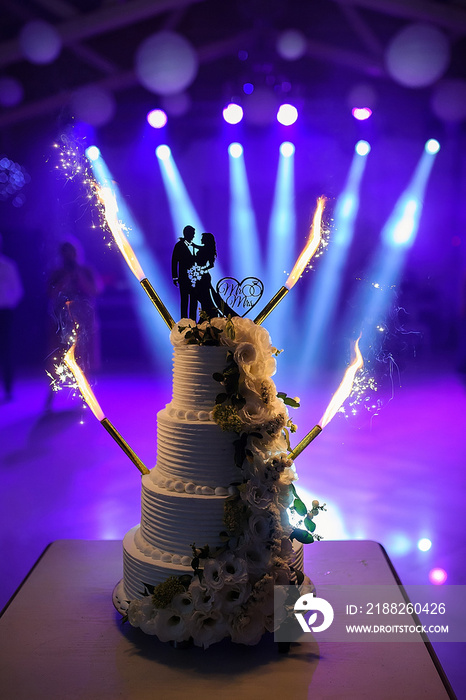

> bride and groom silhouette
[172,225,222,321]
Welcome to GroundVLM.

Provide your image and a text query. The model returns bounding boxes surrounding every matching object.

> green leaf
[215,393,228,404]
[294,498,307,516]
[212,372,224,382]
[290,528,314,544]
[304,516,316,532]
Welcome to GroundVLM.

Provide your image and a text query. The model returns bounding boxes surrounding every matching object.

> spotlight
[355,140,371,156]
[417,538,432,552]
[243,83,254,95]
[147,108,167,128]
[279,141,295,157]
[228,142,243,158]
[155,144,171,161]
[429,567,447,585]
[85,146,100,162]
[223,103,243,125]
[277,103,298,126]
[352,107,372,121]
[391,199,418,246]
[425,138,440,154]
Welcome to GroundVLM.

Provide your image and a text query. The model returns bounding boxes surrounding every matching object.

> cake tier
[151,409,239,488]
[122,526,305,601]
[123,526,191,600]
[140,474,228,558]
[171,345,228,411]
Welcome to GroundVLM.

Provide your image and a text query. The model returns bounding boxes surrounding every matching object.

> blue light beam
[350,143,440,353]
[300,145,370,378]
[156,145,225,279]
[87,147,174,369]
[265,143,296,347]
[228,143,262,279]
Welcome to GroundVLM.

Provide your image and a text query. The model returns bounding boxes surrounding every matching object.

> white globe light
[20,20,61,65]
[425,139,440,154]
[135,31,198,95]
[156,144,171,161]
[280,141,295,157]
[85,146,101,162]
[277,103,298,126]
[385,23,450,88]
[276,29,307,61]
[223,103,243,125]
[147,109,167,128]
[228,142,243,158]
[355,140,371,156]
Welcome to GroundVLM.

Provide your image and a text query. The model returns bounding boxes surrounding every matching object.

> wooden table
[0,540,455,699]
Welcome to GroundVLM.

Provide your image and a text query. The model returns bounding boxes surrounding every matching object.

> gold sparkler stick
[140,278,175,330]
[289,425,322,460]
[289,337,363,461]
[96,184,174,330]
[254,286,289,326]
[254,196,326,326]
[100,418,149,476]
[64,344,149,476]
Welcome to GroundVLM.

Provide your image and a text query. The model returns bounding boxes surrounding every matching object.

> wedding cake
[114,315,318,647]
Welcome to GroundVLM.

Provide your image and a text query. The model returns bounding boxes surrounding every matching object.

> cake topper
[173,227,249,321]
[216,277,264,317]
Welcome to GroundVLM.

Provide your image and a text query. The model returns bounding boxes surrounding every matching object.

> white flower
[203,558,225,590]
[217,551,249,584]
[170,319,196,345]
[247,510,273,542]
[228,605,266,645]
[189,578,215,612]
[171,591,194,616]
[188,609,229,648]
[218,582,251,614]
[236,540,271,578]
[233,341,257,368]
[127,597,156,628]
[241,476,274,509]
[152,607,189,643]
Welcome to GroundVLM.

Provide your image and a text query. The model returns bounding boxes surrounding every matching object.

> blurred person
[0,234,23,402]
[46,240,101,408]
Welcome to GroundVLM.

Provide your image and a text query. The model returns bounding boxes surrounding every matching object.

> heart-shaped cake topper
[216,277,264,317]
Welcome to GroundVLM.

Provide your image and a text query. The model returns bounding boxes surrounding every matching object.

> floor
[1,363,465,698]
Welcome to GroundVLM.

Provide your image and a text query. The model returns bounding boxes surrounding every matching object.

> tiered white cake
[122,345,241,599]
[117,316,310,647]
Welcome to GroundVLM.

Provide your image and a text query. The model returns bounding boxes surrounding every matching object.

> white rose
[228,605,266,645]
[188,609,229,648]
[170,319,197,346]
[127,597,156,627]
[233,342,257,368]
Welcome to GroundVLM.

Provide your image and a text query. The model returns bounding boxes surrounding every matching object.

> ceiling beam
[0,0,207,69]
[332,0,466,35]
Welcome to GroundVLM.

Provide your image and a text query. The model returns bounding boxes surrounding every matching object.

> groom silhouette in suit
[172,225,198,320]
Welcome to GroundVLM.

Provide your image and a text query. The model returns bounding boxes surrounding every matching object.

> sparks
[285,196,326,290]
[63,342,105,421]
[94,185,145,282]
[319,336,364,428]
